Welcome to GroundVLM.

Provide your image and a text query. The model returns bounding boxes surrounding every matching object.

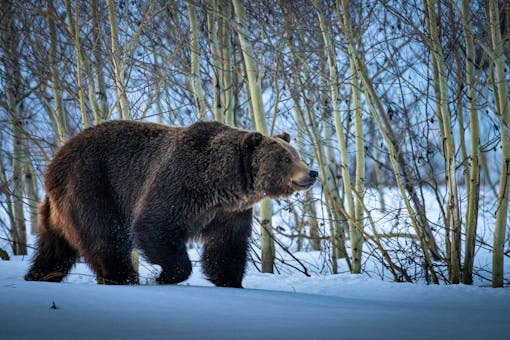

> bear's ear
[243,132,263,149]
[275,132,291,143]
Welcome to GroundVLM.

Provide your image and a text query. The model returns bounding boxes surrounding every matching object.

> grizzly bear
[25,120,318,287]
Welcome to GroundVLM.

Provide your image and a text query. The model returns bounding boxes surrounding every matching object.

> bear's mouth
[291,180,315,190]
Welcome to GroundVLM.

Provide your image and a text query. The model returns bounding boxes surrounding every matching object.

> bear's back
[43,120,232,215]
[44,121,170,182]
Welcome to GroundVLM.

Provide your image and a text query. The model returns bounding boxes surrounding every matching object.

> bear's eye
[284,156,292,164]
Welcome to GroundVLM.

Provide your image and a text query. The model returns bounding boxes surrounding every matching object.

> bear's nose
[309,170,319,179]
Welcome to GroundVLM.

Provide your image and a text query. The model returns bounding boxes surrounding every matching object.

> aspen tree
[220,1,235,126]
[280,1,349,271]
[91,0,109,123]
[460,0,481,285]
[488,0,510,288]
[313,0,364,273]
[64,0,89,128]
[337,0,440,283]
[352,61,366,274]
[232,0,274,272]
[206,0,224,123]
[47,0,67,144]
[23,143,40,235]
[188,3,207,120]
[1,0,27,254]
[424,0,461,283]
[107,0,131,120]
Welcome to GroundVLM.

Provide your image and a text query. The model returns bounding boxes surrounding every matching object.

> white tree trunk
[188,3,207,120]
[488,0,510,288]
[232,0,274,273]
[107,0,131,120]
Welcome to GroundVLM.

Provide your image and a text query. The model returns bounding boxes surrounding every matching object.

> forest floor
[1,256,509,339]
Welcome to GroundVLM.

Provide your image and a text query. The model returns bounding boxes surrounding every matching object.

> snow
[1,187,508,339]
[1,258,509,339]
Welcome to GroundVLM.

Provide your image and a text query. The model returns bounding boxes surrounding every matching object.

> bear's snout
[290,166,318,191]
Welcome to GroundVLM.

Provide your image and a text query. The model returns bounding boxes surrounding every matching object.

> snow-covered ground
[1,257,509,340]
[1,186,508,339]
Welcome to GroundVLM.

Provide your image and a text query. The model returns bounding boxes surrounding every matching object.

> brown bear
[25,120,318,287]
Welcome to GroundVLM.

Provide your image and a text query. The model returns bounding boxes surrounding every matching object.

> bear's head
[243,131,318,198]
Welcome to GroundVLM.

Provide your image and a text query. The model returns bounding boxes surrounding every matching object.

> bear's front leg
[133,210,192,285]
[155,241,192,285]
[201,209,252,288]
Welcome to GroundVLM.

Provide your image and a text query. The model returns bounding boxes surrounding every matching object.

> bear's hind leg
[25,229,78,282]
[201,210,252,288]
[69,180,138,285]
[78,219,138,285]
[84,244,138,285]
[25,199,78,282]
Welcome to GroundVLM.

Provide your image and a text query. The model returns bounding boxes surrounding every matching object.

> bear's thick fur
[25,121,317,287]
